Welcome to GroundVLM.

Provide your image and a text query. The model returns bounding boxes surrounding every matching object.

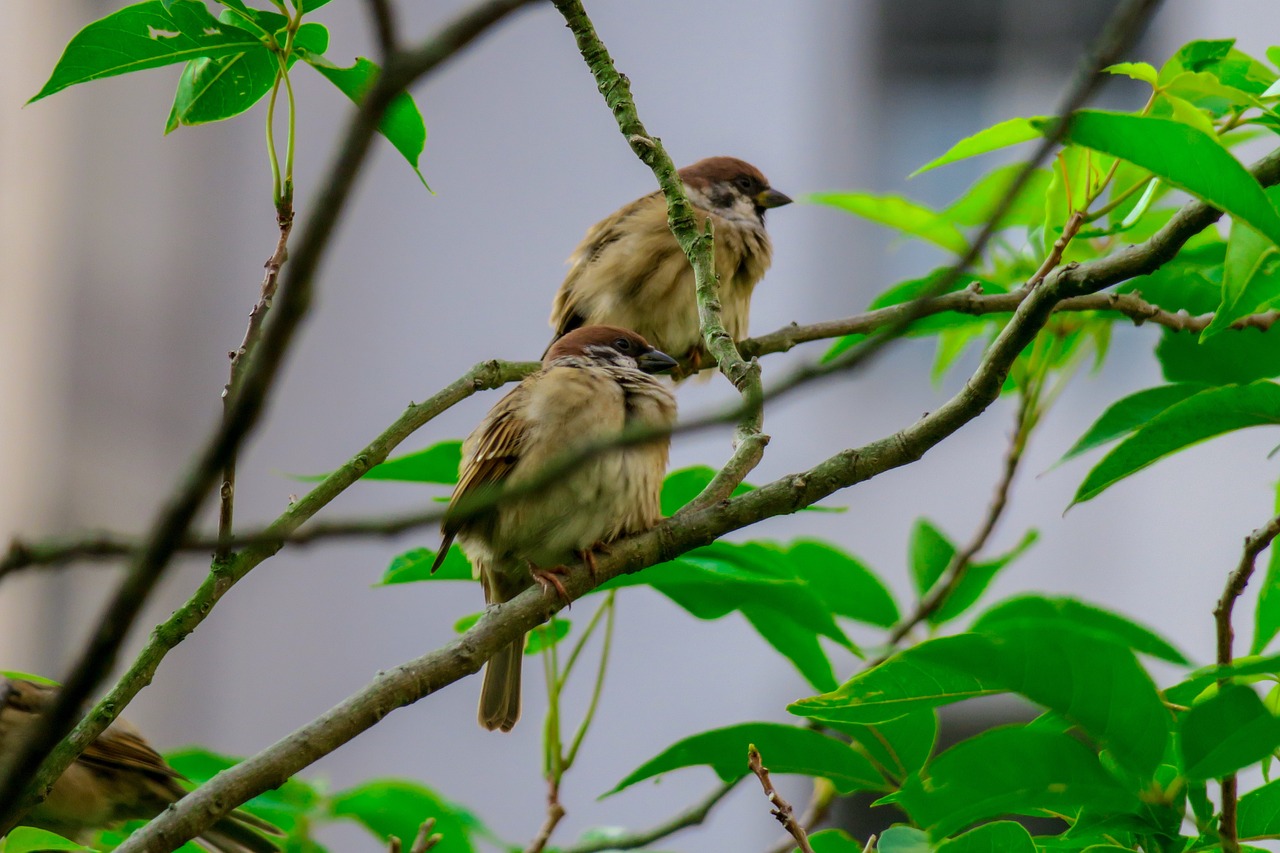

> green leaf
[798,829,864,852]
[0,671,58,685]
[3,829,95,853]
[605,722,885,797]
[1058,383,1211,464]
[1158,327,1280,385]
[166,20,329,132]
[164,747,317,833]
[940,163,1052,229]
[787,539,899,628]
[1070,381,1280,506]
[30,1,265,103]
[877,826,933,852]
[381,545,472,585]
[364,440,462,484]
[525,618,570,655]
[910,116,1047,176]
[1152,91,1218,138]
[891,727,1140,838]
[298,51,428,187]
[1252,479,1280,655]
[1180,684,1280,780]
[931,529,1039,626]
[743,606,838,691]
[809,192,970,255]
[1053,110,1280,245]
[826,709,938,781]
[935,821,1036,853]
[973,595,1188,665]
[792,621,1169,776]
[1203,185,1280,339]
[1164,653,1280,706]
[659,465,756,516]
[329,780,476,853]
[1104,62,1158,86]
[1239,777,1280,839]
[909,519,956,596]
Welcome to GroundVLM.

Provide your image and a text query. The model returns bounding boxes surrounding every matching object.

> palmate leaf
[605,722,885,797]
[29,0,265,103]
[1052,110,1280,245]
[1070,381,1280,506]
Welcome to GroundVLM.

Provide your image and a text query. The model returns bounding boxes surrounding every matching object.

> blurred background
[2,1,1279,849]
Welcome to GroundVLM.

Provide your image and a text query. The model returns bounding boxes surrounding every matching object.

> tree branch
[1214,510,1280,853]
[106,112,1255,849]
[561,780,738,853]
[0,0,541,829]
[748,745,814,853]
[550,0,768,506]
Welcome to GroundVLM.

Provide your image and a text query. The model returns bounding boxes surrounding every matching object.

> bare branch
[561,780,738,853]
[366,0,399,57]
[748,745,814,853]
[1214,510,1280,852]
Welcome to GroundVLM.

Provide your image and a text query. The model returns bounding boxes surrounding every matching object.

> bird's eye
[735,175,753,191]
[614,337,632,351]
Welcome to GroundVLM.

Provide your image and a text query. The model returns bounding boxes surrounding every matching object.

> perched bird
[433,326,679,731]
[548,156,792,373]
[0,677,280,853]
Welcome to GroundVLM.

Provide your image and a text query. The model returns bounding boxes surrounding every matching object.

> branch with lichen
[550,0,768,508]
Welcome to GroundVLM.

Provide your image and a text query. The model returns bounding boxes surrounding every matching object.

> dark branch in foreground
[1214,510,1280,853]
[109,124,1269,853]
[0,0,542,831]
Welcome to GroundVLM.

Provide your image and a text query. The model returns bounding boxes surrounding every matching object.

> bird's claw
[530,564,572,605]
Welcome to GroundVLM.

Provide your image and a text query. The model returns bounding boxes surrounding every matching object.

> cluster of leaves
[29,0,428,186]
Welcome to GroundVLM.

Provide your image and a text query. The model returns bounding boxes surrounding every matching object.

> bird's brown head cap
[544,325,678,374]
[679,156,792,215]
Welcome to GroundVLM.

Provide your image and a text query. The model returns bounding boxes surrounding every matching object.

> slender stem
[265,74,284,207]
[562,781,739,853]
[543,615,564,781]
[1214,511,1280,853]
[557,595,612,688]
[564,592,616,769]
[748,745,815,853]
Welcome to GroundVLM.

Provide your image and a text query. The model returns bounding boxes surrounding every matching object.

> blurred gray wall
[3,1,1279,850]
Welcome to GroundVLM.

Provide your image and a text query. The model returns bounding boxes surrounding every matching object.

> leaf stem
[564,592,616,768]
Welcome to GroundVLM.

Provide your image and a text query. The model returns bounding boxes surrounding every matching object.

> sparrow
[548,156,792,372]
[0,677,281,853]
[433,326,679,731]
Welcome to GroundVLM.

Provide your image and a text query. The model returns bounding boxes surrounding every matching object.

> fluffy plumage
[548,156,792,370]
[434,326,678,731]
[0,677,280,853]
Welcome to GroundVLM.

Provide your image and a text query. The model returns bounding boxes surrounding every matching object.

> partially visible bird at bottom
[0,677,281,853]
[433,325,679,731]
[548,156,792,374]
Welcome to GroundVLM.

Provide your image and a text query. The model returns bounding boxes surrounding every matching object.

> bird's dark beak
[637,349,679,374]
[756,188,793,209]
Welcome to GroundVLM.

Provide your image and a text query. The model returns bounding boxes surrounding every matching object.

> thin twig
[562,780,739,853]
[366,0,398,57]
[1214,511,1280,853]
[525,779,565,853]
[764,779,837,853]
[389,818,440,853]
[879,389,1034,657]
[0,0,541,828]
[219,193,295,558]
[748,745,815,853]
